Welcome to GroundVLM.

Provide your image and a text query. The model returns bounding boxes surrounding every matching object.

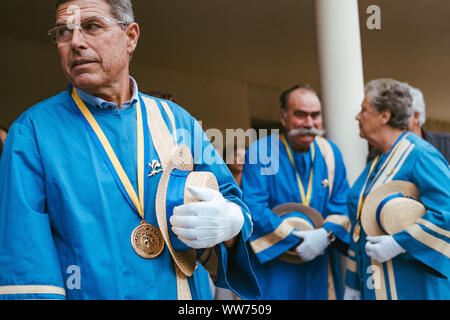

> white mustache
[288,127,326,137]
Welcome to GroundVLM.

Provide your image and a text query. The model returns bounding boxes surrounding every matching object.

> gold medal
[73,89,165,258]
[131,220,164,259]
[353,221,361,243]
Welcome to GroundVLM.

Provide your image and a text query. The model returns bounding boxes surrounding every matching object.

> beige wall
[131,63,251,133]
[1,37,65,128]
[1,23,449,135]
[0,37,252,135]
[1,1,450,136]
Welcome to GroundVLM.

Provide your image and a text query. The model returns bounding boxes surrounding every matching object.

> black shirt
[422,129,450,164]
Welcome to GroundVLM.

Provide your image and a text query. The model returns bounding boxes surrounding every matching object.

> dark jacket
[422,129,450,164]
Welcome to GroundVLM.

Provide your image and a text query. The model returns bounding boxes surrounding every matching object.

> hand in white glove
[292,228,330,262]
[169,186,244,249]
[365,235,406,263]
[343,286,361,300]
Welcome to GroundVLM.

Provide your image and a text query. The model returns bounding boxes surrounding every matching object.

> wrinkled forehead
[55,0,113,25]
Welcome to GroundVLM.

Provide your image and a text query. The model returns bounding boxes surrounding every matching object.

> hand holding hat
[170,186,244,249]
[270,203,325,263]
[365,235,406,263]
[293,228,330,262]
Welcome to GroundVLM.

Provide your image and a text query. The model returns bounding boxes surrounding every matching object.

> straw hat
[155,144,220,277]
[361,181,426,237]
[273,203,325,264]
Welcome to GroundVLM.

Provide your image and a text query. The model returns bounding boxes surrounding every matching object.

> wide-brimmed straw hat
[155,144,219,277]
[361,181,426,237]
[272,203,325,264]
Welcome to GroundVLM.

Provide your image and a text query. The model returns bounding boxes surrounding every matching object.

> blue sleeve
[0,119,66,300]
[241,138,302,264]
[322,142,351,248]
[393,148,450,279]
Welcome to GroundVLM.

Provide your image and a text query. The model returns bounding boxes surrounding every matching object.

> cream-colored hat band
[155,145,219,277]
[272,203,325,264]
[361,181,426,237]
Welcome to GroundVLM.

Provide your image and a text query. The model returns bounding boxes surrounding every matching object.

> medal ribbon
[355,132,410,222]
[280,133,315,206]
[70,87,145,219]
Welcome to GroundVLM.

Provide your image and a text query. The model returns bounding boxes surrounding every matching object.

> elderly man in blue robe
[241,84,351,300]
[0,0,259,300]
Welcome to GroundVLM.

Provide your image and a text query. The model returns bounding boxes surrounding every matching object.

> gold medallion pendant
[131,220,164,259]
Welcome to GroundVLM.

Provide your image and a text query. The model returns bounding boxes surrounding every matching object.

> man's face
[408,111,422,135]
[55,0,138,93]
[230,148,246,173]
[280,89,323,152]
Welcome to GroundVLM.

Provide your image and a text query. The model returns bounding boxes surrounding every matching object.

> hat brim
[361,180,424,237]
[155,145,197,277]
[272,203,324,264]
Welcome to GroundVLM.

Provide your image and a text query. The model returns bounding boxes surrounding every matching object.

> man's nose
[70,27,88,49]
[303,115,314,128]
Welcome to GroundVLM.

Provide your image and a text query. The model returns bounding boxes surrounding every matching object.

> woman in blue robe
[345,78,450,300]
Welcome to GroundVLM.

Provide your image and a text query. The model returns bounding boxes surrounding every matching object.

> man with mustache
[241,84,351,299]
[0,0,259,300]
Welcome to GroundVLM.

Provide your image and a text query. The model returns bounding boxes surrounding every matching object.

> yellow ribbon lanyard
[71,88,145,220]
[280,133,315,206]
[355,133,409,222]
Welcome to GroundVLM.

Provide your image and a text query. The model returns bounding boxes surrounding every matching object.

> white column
[315,0,367,185]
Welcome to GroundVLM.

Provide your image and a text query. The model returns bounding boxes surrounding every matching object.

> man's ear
[280,109,287,128]
[412,111,421,125]
[126,22,140,55]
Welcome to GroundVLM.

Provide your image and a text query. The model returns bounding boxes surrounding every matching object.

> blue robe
[241,134,350,300]
[345,133,450,300]
[0,87,260,300]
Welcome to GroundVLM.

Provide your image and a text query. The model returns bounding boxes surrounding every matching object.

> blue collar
[74,76,139,110]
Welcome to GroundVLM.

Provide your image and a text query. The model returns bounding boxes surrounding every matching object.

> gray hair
[364,78,413,130]
[55,0,135,25]
[408,86,426,126]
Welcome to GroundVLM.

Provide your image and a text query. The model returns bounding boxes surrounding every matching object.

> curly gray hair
[364,78,413,130]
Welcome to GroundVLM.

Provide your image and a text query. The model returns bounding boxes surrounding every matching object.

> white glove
[292,228,330,262]
[169,186,244,249]
[365,235,406,263]
[343,286,361,300]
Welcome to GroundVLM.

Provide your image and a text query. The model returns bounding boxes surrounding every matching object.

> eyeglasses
[48,16,128,44]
